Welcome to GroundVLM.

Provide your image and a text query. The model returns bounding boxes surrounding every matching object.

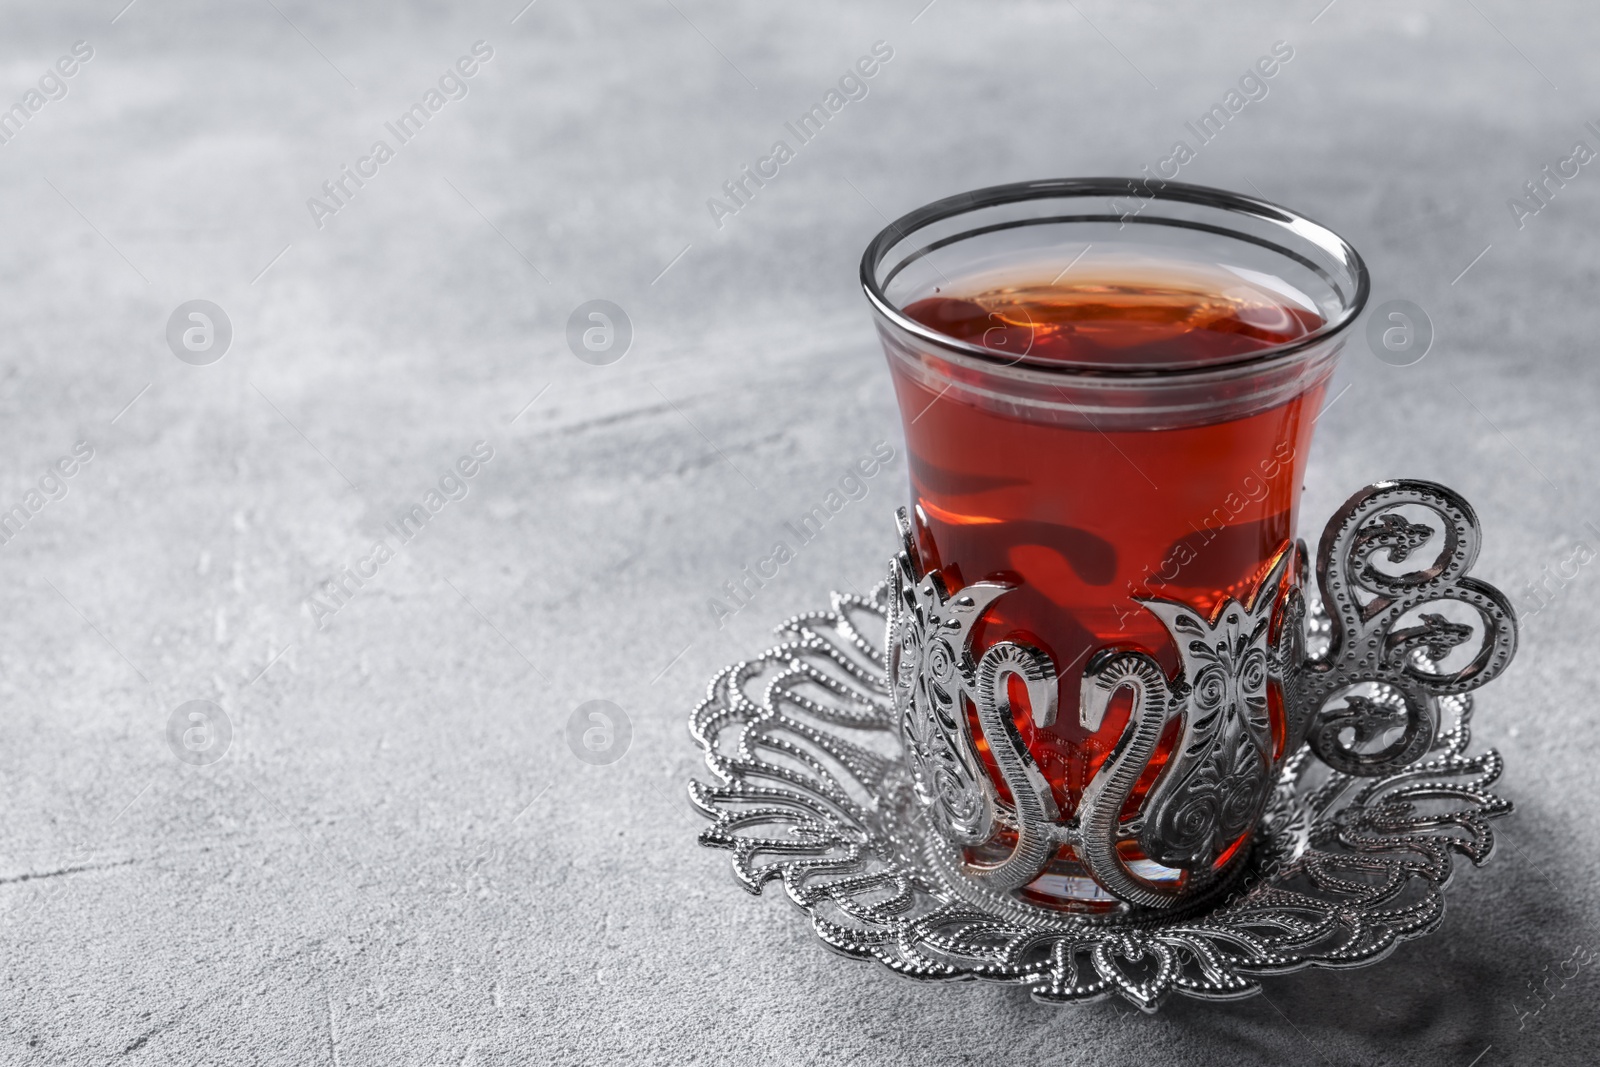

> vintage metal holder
[688,479,1519,1010]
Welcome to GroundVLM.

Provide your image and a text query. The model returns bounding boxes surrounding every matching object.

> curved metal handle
[1298,480,1518,776]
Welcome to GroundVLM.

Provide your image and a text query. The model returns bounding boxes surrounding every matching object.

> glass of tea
[862,178,1368,909]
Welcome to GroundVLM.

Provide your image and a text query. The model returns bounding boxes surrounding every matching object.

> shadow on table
[1149,800,1598,1066]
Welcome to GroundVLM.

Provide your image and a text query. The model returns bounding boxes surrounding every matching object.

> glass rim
[859,177,1370,380]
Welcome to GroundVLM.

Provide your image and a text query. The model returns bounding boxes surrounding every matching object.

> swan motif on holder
[886,511,1062,893]
[886,479,1519,912]
[1074,548,1298,907]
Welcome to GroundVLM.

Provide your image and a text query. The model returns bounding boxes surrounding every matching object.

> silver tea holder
[688,479,1518,1011]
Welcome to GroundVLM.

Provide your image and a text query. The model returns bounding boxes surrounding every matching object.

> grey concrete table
[1,1,1596,1064]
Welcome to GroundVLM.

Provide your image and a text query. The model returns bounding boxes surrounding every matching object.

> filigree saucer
[687,584,1511,1012]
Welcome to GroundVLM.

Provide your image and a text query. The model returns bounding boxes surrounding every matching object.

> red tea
[891,266,1327,840]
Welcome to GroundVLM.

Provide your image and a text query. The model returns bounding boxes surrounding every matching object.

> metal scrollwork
[687,478,1518,1006]
[889,517,1309,912]
[1302,479,1518,776]
[887,511,1063,890]
[687,580,1513,1011]
[1077,550,1293,907]
[887,513,1003,848]
[885,480,1518,911]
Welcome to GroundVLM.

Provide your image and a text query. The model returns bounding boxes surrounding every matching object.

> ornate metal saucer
[687,481,1516,1011]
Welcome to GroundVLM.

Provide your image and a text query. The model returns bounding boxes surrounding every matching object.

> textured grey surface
[0,1,1596,1064]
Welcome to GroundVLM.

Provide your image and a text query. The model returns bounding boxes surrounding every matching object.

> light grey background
[0,1,1594,1064]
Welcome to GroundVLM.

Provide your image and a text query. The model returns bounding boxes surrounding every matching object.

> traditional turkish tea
[886,260,1330,901]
